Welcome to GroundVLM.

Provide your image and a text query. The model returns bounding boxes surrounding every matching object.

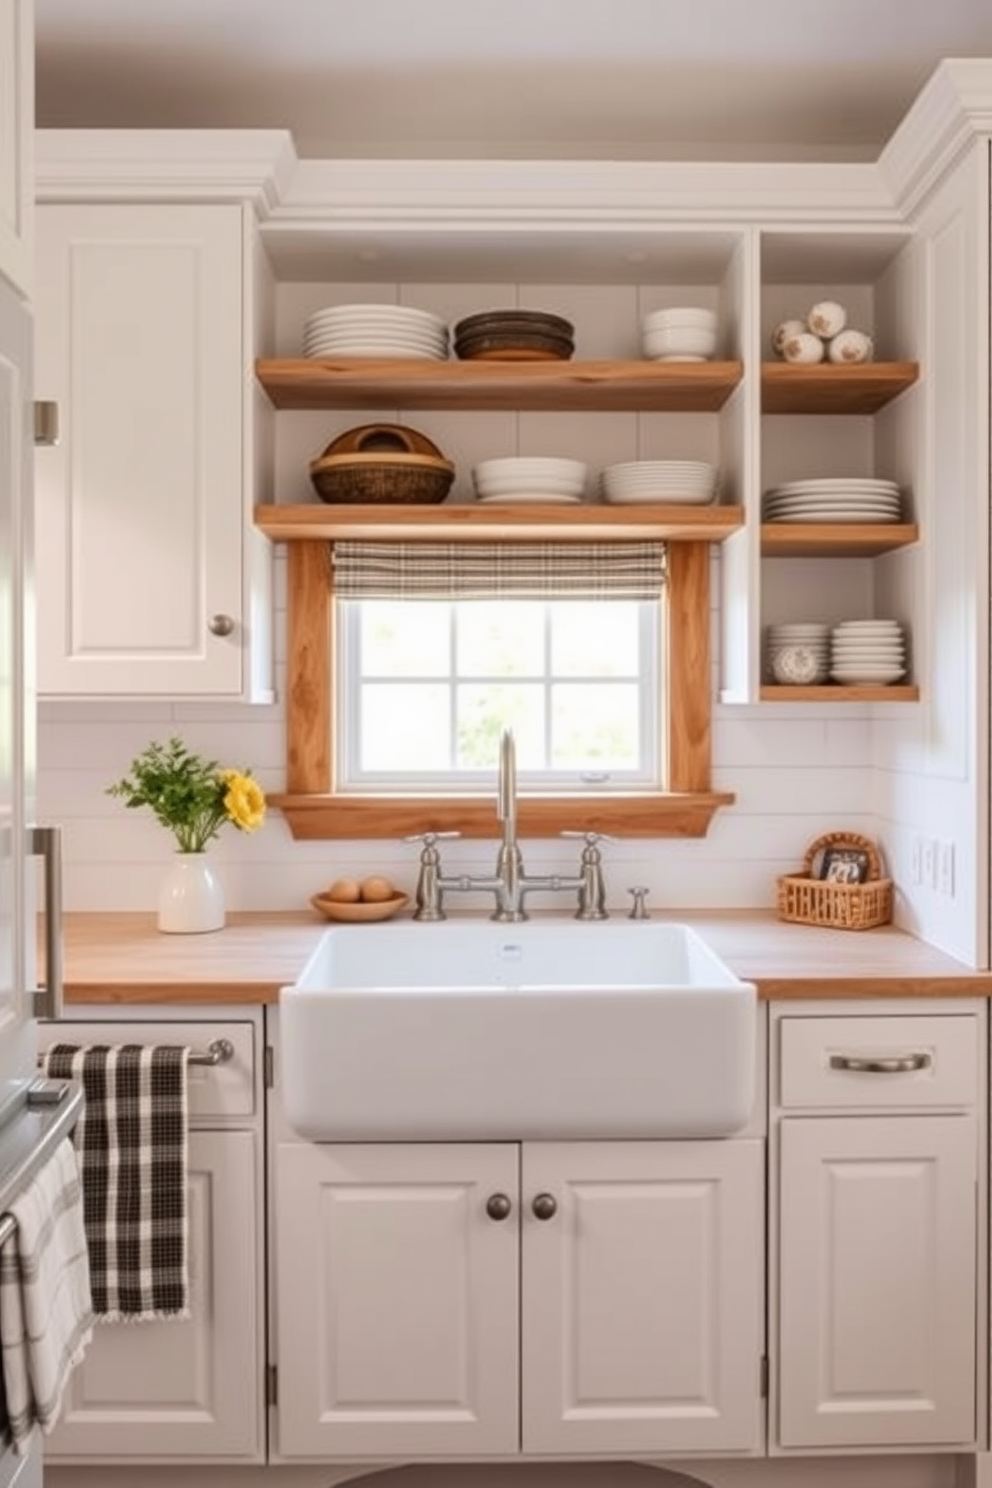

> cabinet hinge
[760,1355,769,1398]
[263,1045,274,1089]
[33,400,59,447]
[266,1363,277,1407]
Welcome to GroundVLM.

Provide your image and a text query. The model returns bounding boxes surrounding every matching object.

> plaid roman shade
[332,541,668,600]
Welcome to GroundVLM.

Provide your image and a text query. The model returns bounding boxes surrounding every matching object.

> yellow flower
[222,770,267,833]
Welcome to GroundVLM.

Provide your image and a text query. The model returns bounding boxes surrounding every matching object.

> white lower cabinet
[272,1137,765,1461]
[772,1006,983,1453]
[41,1015,265,1464]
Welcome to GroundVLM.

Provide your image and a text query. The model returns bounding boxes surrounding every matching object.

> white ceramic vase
[157,852,225,934]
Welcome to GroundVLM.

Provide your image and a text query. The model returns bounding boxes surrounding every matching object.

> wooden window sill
[268,792,735,841]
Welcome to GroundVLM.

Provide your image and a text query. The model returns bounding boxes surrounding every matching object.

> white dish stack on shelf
[303,303,450,360]
[762,477,902,523]
[471,457,588,504]
[765,623,831,685]
[830,620,908,686]
[641,307,718,362]
[600,460,719,506]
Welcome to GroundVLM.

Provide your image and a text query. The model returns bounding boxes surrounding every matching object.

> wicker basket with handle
[776,831,893,931]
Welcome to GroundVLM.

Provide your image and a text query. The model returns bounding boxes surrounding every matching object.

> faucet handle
[404,831,461,849]
[560,830,616,852]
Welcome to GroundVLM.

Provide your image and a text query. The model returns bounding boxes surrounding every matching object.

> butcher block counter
[61,909,992,1005]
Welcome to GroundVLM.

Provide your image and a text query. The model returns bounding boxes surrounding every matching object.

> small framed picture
[818,846,870,885]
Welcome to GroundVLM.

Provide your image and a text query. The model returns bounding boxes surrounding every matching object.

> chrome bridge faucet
[408,728,611,923]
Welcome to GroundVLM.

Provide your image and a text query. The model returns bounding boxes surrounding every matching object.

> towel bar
[38,1038,235,1068]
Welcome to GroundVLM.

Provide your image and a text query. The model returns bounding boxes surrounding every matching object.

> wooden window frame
[269,539,734,839]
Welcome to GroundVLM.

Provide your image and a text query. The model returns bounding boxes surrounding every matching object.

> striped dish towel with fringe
[41,1045,191,1323]
[0,1136,94,1452]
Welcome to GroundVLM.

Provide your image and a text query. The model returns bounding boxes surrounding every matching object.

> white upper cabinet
[0,0,31,297]
[33,201,273,698]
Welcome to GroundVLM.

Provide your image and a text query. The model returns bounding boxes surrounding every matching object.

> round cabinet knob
[485,1193,512,1221]
[208,614,235,637]
[531,1192,558,1221]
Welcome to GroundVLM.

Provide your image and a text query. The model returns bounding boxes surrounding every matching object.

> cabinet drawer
[778,1014,978,1111]
[39,1020,257,1120]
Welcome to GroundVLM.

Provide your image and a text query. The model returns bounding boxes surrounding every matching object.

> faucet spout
[497,727,517,851]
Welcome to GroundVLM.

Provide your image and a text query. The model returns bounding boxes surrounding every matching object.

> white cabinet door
[45,1130,263,1462]
[522,1140,765,1455]
[778,1114,977,1449]
[273,1142,520,1460]
[0,0,30,297]
[34,202,257,697]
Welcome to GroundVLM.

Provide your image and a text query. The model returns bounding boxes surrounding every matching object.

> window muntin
[337,596,663,793]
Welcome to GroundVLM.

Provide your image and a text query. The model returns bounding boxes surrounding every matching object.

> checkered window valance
[332,542,668,600]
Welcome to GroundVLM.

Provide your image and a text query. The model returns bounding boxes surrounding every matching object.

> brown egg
[326,877,361,903]
[360,874,395,903]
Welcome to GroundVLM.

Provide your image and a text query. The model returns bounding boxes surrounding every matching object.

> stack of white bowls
[765,623,831,685]
[641,308,718,362]
[830,621,907,686]
[471,457,587,504]
[600,460,718,505]
[303,303,450,360]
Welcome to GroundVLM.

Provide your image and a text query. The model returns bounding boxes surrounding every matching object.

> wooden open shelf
[254,502,745,543]
[760,522,919,557]
[760,685,920,703]
[255,357,743,412]
[761,361,920,415]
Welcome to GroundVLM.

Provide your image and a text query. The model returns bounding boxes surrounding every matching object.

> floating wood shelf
[254,502,745,543]
[254,357,743,412]
[759,685,920,703]
[761,361,920,415]
[760,522,919,557]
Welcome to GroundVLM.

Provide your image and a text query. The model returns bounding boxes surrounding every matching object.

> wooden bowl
[309,892,410,923]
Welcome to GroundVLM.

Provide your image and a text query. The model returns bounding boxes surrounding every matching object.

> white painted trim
[879,59,992,216]
[34,129,297,212]
[275,157,899,228]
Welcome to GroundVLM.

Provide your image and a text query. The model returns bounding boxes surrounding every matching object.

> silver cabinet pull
[29,826,63,1021]
[829,1052,932,1074]
[208,614,235,637]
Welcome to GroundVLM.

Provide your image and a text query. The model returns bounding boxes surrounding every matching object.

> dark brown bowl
[455,309,575,337]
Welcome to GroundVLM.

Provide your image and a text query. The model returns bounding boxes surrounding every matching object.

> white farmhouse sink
[279,920,757,1141]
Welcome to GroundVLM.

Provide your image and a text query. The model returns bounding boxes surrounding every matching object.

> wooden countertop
[60,910,992,1005]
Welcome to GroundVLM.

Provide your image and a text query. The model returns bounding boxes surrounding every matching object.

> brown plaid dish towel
[41,1045,190,1322]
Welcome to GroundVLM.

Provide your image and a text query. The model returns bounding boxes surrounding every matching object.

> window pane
[551,602,641,676]
[360,683,451,769]
[360,601,450,677]
[456,684,544,767]
[456,601,545,675]
[551,683,640,768]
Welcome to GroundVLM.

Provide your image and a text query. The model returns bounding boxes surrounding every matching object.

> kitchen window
[334,541,663,794]
[271,537,732,839]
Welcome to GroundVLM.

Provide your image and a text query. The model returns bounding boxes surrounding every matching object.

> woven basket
[776,831,893,931]
[310,452,455,505]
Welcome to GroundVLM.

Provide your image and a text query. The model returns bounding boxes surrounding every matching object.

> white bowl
[642,307,717,331]
[473,457,587,484]
[642,328,718,359]
[474,475,586,497]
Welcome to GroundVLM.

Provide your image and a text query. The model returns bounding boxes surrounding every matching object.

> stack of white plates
[601,461,719,505]
[830,620,907,685]
[763,477,902,523]
[471,457,587,504]
[765,623,831,684]
[303,303,450,360]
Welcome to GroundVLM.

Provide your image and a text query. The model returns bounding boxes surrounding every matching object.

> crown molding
[272,156,899,230]
[34,130,298,214]
[879,59,992,216]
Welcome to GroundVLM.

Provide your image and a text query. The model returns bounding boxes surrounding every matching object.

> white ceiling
[34,0,992,163]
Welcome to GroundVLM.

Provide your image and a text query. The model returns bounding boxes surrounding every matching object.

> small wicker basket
[776,831,893,931]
